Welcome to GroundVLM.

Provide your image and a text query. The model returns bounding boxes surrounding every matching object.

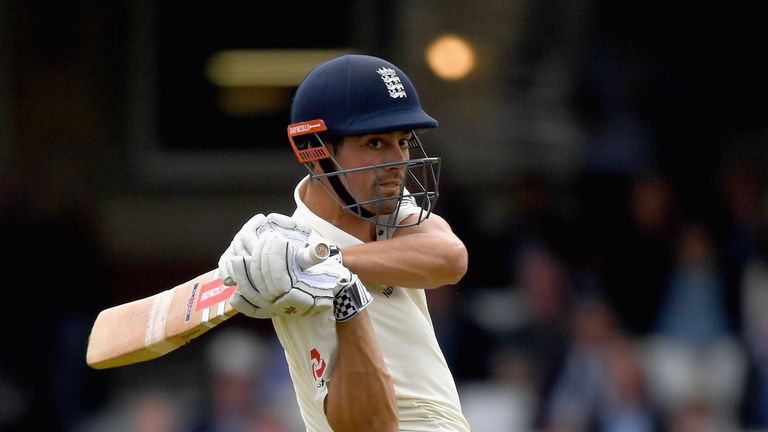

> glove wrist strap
[328,244,343,265]
[334,277,372,322]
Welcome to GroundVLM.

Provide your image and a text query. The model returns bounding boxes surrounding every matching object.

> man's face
[332,130,412,215]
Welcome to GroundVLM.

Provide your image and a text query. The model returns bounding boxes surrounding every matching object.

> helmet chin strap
[318,158,376,219]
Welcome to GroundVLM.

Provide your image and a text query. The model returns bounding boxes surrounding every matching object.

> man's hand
[256,213,312,246]
[220,213,310,261]
[220,212,371,320]
[219,213,312,318]
[225,231,372,320]
[219,213,271,317]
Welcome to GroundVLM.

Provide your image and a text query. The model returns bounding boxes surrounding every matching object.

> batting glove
[226,232,371,320]
[219,213,314,318]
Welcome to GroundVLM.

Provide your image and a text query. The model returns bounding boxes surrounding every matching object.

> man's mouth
[377,181,401,192]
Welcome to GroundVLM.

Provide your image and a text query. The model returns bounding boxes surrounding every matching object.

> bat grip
[298,241,331,269]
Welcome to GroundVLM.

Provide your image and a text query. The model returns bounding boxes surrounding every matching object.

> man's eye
[398,139,410,148]
[369,140,384,149]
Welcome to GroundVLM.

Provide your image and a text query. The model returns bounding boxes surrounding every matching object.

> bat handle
[298,241,331,269]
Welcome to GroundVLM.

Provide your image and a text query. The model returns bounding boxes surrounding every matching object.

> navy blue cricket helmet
[287,54,440,228]
[290,54,438,136]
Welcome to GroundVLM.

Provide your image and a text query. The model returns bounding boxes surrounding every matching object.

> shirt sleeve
[375,190,428,239]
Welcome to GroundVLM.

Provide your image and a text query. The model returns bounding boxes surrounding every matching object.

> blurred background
[1,0,767,431]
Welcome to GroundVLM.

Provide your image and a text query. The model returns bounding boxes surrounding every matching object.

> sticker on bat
[184,282,200,322]
[195,279,236,312]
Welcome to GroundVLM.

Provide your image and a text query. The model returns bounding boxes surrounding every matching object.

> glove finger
[261,233,293,301]
[239,213,269,253]
[218,248,233,282]
[225,257,259,297]
[266,213,304,231]
[229,255,279,307]
[218,239,245,279]
[263,213,312,246]
[218,213,268,282]
[228,229,254,259]
[241,213,268,233]
[229,292,273,319]
[226,256,281,313]
[219,239,257,286]
[220,238,249,270]
[246,236,270,298]
[230,237,250,257]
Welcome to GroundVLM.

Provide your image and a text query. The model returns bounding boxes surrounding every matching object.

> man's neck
[303,179,376,242]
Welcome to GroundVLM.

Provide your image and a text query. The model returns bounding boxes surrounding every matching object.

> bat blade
[85,241,330,370]
[86,269,238,369]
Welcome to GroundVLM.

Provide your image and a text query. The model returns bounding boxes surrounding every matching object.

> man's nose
[385,143,408,165]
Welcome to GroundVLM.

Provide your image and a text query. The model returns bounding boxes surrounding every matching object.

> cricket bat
[86,242,330,369]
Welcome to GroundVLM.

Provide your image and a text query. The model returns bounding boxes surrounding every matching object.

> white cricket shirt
[271,175,470,432]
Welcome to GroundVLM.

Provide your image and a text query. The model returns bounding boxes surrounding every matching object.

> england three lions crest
[377,67,407,98]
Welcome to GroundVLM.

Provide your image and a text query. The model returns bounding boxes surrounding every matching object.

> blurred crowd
[436,160,768,432]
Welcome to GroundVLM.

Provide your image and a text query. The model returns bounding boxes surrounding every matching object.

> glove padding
[256,213,312,247]
[220,213,311,262]
[226,231,372,319]
[219,213,312,318]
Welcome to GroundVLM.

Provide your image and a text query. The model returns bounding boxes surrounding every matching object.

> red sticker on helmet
[287,120,331,163]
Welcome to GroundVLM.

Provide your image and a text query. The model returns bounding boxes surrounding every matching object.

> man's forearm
[342,232,468,288]
[325,311,398,431]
